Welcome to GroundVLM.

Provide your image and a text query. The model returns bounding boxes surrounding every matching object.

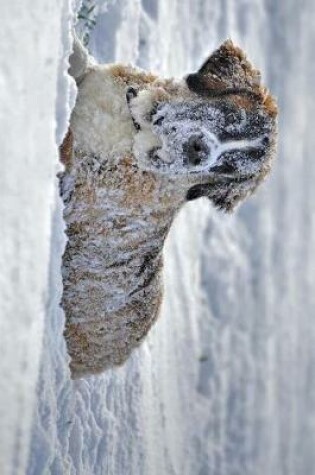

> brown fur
[59,128,73,166]
[187,40,277,119]
[60,39,277,378]
[109,64,158,87]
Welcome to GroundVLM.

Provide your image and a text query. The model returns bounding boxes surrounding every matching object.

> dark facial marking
[262,136,270,146]
[150,102,158,117]
[210,162,236,174]
[186,184,209,201]
[126,87,141,131]
[153,115,165,126]
[126,86,138,102]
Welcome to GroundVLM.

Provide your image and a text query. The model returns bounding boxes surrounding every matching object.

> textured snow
[0,1,75,474]
[12,0,315,474]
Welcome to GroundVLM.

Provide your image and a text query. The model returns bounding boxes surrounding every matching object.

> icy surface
[25,0,315,474]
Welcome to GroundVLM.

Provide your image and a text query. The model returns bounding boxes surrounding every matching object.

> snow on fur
[60,39,277,378]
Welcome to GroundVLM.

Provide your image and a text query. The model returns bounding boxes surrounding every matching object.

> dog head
[129,40,277,211]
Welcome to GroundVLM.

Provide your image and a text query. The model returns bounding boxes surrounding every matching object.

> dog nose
[184,135,209,166]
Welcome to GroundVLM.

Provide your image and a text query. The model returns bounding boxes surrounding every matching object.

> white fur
[71,65,135,159]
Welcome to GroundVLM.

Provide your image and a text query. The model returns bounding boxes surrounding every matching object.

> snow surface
[0,1,74,474]
[2,0,313,474]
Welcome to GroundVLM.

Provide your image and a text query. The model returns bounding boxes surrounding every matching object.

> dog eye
[226,112,237,125]
[262,135,270,146]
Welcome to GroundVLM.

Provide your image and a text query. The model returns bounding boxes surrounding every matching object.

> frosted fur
[60,41,277,378]
[70,66,135,158]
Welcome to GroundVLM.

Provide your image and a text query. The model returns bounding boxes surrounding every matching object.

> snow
[1,0,315,474]
[0,1,74,474]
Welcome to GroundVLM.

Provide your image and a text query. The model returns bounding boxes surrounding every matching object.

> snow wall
[1,0,315,474]
[0,0,74,473]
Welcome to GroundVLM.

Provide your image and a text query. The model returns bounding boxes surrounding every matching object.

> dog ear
[68,30,90,84]
[186,39,262,97]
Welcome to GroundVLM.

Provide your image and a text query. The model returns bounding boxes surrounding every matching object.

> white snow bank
[0,1,75,474]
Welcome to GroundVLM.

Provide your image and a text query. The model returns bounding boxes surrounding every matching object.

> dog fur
[60,38,277,378]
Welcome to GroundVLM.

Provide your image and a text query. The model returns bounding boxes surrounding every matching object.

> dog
[60,35,277,378]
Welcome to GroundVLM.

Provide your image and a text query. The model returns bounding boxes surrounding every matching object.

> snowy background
[1,0,315,474]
